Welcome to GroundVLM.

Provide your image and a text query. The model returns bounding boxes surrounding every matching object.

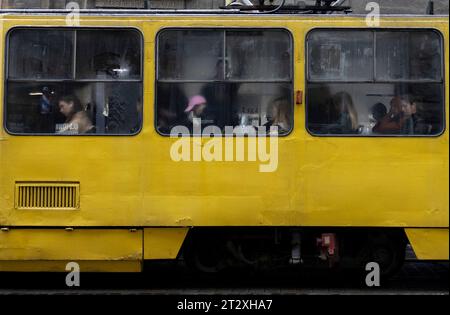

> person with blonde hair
[265,98,291,135]
[329,91,359,134]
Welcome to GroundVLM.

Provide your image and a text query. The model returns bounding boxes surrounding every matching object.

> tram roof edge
[0,9,448,18]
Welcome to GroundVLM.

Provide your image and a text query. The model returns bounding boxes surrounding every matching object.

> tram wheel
[358,234,406,278]
[183,234,228,274]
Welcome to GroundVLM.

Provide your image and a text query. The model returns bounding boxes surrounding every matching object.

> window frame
[305,27,446,138]
[3,26,144,136]
[155,27,295,137]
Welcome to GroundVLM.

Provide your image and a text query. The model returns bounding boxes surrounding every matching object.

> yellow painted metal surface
[0,261,141,272]
[0,15,448,234]
[15,182,80,210]
[144,228,189,259]
[406,228,449,260]
[0,229,143,261]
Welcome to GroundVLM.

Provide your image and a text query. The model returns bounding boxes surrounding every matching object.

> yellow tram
[0,5,448,274]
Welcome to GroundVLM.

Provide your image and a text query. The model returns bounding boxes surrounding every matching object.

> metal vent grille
[15,183,80,210]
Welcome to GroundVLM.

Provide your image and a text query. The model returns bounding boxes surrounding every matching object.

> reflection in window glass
[5,28,143,135]
[376,31,442,81]
[8,29,74,80]
[156,29,293,136]
[76,30,142,80]
[226,31,291,81]
[158,30,224,81]
[307,29,444,136]
[308,31,374,82]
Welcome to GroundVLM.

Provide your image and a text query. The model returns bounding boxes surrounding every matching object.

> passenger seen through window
[306,29,444,136]
[372,96,417,135]
[5,28,143,135]
[156,29,293,136]
[57,95,95,134]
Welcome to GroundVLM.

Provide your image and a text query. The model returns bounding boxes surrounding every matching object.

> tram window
[228,83,293,135]
[306,29,444,137]
[156,29,293,136]
[157,83,224,135]
[8,29,74,80]
[376,31,443,82]
[307,83,444,136]
[157,82,292,135]
[6,82,142,135]
[158,30,224,81]
[226,31,292,81]
[5,28,143,135]
[76,30,142,80]
[308,31,374,82]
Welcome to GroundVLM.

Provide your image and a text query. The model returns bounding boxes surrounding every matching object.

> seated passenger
[57,95,95,134]
[325,92,360,134]
[370,102,388,123]
[398,97,417,135]
[372,96,416,135]
[264,98,291,135]
[368,102,388,134]
[183,95,215,131]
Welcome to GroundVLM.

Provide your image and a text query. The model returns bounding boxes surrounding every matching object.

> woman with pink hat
[184,95,209,128]
[185,95,207,114]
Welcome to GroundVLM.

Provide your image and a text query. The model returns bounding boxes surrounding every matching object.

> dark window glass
[226,31,292,81]
[308,31,374,82]
[228,83,293,135]
[158,30,224,81]
[5,28,143,135]
[307,30,444,137]
[76,30,141,80]
[6,82,142,135]
[307,83,444,136]
[156,29,293,136]
[157,82,225,135]
[156,82,292,135]
[376,31,442,81]
[8,29,74,80]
